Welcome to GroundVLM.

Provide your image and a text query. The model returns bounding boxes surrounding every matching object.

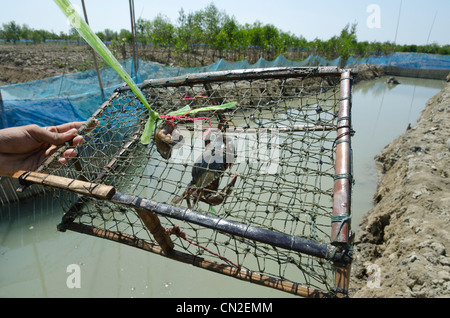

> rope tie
[331,214,352,243]
[337,116,351,123]
[333,127,355,149]
[159,110,213,140]
[334,173,354,183]
[18,170,32,186]
[340,76,353,82]
[167,225,241,270]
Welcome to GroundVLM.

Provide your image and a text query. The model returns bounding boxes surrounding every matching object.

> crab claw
[204,173,238,206]
[223,173,238,197]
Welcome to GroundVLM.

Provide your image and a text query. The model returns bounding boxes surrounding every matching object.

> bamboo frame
[13,168,351,265]
[14,67,355,297]
[117,66,347,91]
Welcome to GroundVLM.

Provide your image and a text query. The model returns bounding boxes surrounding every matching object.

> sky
[1,0,449,46]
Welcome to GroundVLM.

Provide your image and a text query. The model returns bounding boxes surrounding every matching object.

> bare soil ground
[1,43,449,298]
[0,43,302,85]
[0,43,96,84]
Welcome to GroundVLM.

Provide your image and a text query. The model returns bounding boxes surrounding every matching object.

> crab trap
[15,66,355,298]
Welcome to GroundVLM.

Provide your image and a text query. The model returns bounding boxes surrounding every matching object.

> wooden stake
[135,208,174,255]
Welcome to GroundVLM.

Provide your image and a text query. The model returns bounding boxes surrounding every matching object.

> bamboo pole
[180,125,335,133]
[117,66,346,92]
[331,70,354,297]
[81,0,105,102]
[65,222,329,298]
[12,170,115,200]
[332,70,352,245]
[129,0,138,76]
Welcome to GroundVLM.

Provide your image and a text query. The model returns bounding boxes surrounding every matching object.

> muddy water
[351,76,446,231]
[0,76,445,298]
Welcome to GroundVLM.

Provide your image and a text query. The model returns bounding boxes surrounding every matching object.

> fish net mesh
[39,67,352,297]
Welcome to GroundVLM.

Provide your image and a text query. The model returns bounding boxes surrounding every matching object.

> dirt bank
[350,80,450,298]
[0,43,376,85]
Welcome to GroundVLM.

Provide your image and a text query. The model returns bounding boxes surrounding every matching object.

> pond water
[351,76,445,230]
[0,75,445,298]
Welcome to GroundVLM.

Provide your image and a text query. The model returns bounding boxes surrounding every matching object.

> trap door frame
[27,66,355,298]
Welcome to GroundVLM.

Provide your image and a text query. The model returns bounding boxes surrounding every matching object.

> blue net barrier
[0,97,85,129]
[1,53,449,129]
[347,52,450,70]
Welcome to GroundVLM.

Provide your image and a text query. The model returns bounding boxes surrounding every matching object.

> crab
[174,122,237,210]
[154,121,184,160]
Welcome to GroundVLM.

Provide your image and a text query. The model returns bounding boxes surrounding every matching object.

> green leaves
[140,111,160,145]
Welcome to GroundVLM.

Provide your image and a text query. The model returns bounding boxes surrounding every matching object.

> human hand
[0,121,95,177]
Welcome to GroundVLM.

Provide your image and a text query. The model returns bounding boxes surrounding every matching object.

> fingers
[58,134,88,163]
[29,125,78,146]
[44,120,99,145]
[51,120,98,134]
[72,135,84,147]
[42,121,97,165]
[56,121,99,165]
[58,148,78,165]
[46,144,79,165]
[50,122,85,134]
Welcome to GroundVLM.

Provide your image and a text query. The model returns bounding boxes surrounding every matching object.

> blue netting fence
[1,52,449,129]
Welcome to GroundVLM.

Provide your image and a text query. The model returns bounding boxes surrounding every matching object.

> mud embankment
[350,80,450,298]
